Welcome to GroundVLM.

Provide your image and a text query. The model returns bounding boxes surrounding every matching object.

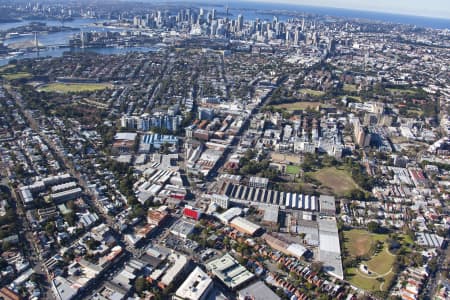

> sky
[246,0,450,19]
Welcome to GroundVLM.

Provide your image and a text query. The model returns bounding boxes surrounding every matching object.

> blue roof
[142,134,178,145]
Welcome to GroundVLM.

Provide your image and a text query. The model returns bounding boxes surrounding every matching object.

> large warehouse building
[318,218,343,280]
[230,217,261,236]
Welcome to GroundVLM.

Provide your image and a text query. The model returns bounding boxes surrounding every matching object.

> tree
[131,205,146,219]
[367,221,380,233]
[30,273,43,283]
[410,252,424,267]
[86,238,101,250]
[161,142,169,154]
[322,155,338,167]
[2,241,12,252]
[64,212,77,226]
[45,222,56,235]
[0,258,7,269]
[301,153,319,172]
[427,257,438,274]
[133,134,140,152]
[310,261,323,273]
[289,271,299,281]
[277,262,287,272]
[134,277,149,295]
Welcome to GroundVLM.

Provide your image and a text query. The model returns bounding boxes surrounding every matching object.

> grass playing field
[285,165,301,175]
[37,82,111,93]
[272,101,331,111]
[387,88,416,95]
[0,64,16,72]
[270,152,302,164]
[347,96,362,102]
[366,247,396,274]
[1,72,32,80]
[300,88,326,97]
[344,230,378,257]
[343,229,397,292]
[346,267,394,291]
[343,84,358,92]
[311,167,359,197]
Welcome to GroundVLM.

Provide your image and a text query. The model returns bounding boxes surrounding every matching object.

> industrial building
[216,207,242,224]
[318,218,343,280]
[207,254,254,290]
[230,217,261,236]
[262,206,279,225]
[216,181,327,212]
[319,195,336,216]
[262,233,308,259]
[248,176,269,189]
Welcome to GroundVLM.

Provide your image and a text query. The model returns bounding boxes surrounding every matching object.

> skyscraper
[237,14,243,31]
[285,30,291,44]
[294,27,301,45]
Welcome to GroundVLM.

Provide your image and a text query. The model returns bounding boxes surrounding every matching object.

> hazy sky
[247,0,450,19]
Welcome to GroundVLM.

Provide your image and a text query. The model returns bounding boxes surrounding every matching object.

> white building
[174,266,213,300]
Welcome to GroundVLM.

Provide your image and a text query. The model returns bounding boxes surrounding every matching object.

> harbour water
[1,18,121,47]
[0,18,155,66]
[0,47,161,66]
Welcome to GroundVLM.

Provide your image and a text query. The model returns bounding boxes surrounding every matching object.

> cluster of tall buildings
[120,113,183,133]
[352,102,389,148]
[130,7,333,47]
[132,8,221,30]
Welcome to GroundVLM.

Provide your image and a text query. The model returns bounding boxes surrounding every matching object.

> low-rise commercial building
[238,281,280,300]
[174,266,213,300]
[207,254,254,290]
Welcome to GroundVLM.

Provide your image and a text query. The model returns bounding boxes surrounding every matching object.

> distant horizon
[244,0,450,20]
[139,0,450,20]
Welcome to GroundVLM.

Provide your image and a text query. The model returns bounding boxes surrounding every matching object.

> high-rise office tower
[294,27,301,45]
[186,8,191,22]
[285,30,291,43]
[237,14,243,31]
[207,12,212,24]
